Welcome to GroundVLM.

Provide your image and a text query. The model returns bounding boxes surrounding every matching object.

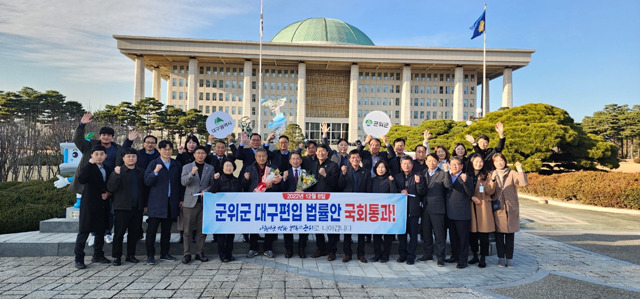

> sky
[1,0,639,122]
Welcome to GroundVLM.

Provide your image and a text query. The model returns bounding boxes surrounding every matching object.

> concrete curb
[520,193,640,216]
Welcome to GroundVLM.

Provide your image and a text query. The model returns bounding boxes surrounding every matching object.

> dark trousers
[112,209,143,258]
[315,234,327,252]
[284,234,308,252]
[343,234,365,257]
[182,201,205,256]
[249,234,276,251]
[421,212,446,261]
[449,219,470,266]
[74,231,105,262]
[217,234,234,260]
[496,232,515,259]
[398,216,420,261]
[326,234,340,254]
[470,232,490,256]
[146,217,173,257]
[373,234,393,259]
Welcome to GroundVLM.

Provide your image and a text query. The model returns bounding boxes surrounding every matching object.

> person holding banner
[467,153,496,268]
[180,146,214,264]
[446,157,475,269]
[368,160,397,263]
[280,152,309,258]
[418,153,451,267]
[309,144,340,261]
[393,156,426,265]
[338,149,372,263]
[358,135,395,178]
[242,148,282,258]
[212,160,241,262]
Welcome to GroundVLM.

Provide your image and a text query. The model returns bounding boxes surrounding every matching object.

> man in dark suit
[144,140,183,265]
[412,145,428,174]
[309,144,340,261]
[393,156,426,265]
[73,145,112,269]
[265,134,293,172]
[446,156,475,269]
[388,138,406,176]
[122,130,160,170]
[206,136,236,174]
[418,153,452,267]
[338,149,371,263]
[465,121,506,172]
[280,152,309,258]
[358,135,395,177]
[301,140,318,170]
[230,132,269,175]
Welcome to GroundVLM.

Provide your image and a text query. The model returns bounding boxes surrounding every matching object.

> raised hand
[414,174,421,183]
[88,158,95,164]
[267,132,276,143]
[128,130,138,141]
[114,166,121,174]
[101,192,109,200]
[214,173,220,180]
[465,134,475,144]
[341,165,347,175]
[321,122,329,136]
[442,162,450,172]
[244,172,250,181]
[381,135,388,145]
[209,134,215,143]
[364,135,372,145]
[154,164,163,173]
[191,166,198,175]
[515,161,523,172]
[80,112,92,125]
[226,134,233,143]
[423,129,431,141]
[460,173,467,182]
[319,167,327,177]
[241,131,248,144]
[388,175,394,181]
[178,146,184,154]
[495,122,504,138]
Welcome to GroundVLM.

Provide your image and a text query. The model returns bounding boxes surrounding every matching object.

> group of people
[72,112,527,271]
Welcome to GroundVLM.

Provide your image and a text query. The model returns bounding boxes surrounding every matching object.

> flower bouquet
[254,166,282,192]
[296,169,317,191]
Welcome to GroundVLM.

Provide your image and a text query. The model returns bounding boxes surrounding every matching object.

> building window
[252,107,256,115]
[180,66,185,74]
[238,94,243,102]
[239,107,243,114]
[420,111,424,119]
[395,111,400,119]
[172,78,177,86]
[173,66,178,74]
[205,80,210,88]
[469,100,474,107]
[199,92,203,101]
[439,86,444,94]
[212,67,218,75]
[205,106,210,113]
[179,92,183,100]
[413,111,418,119]
[171,91,176,100]
[464,99,468,107]
[232,107,236,115]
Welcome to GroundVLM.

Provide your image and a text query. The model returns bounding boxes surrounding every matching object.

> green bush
[0,179,75,234]
[521,172,640,209]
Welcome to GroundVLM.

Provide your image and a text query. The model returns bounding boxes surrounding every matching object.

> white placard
[206,111,235,137]
[362,110,391,137]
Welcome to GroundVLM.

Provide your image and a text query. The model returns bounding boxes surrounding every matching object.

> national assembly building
[114,18,534,142]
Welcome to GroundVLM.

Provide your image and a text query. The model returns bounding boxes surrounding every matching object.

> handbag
[492,199,501,211]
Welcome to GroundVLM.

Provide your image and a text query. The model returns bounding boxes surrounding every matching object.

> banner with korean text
[202,192,407,234]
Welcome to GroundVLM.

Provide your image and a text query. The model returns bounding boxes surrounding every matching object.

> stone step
[39,216,180,233]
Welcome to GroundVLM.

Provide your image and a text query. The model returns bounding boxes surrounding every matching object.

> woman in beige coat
[490,153,528,268]
[468,154,496,268]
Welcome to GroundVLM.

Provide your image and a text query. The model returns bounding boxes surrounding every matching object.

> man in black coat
[308,144,340,261]
[418,153,452,266]
[107,148,147,266]
[388,138,406,176]
[122,131,160,170]
[357,135,395,177]
[206,137,236,174]
[393,156,426,265]
[279,152,309,258]
[301,140,318,170]
[446,156,475,269]
[465,121,506,172]
[73,145,112,269]
[338,149,372,263]
[230,132,269,175]
[144,140,183,265]
[265,134,293,173]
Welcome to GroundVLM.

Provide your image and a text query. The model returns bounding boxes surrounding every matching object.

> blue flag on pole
[470,11,485,39]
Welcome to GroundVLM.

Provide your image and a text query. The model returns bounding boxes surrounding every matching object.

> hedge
[521,171,640,209]
[0,179,75,234]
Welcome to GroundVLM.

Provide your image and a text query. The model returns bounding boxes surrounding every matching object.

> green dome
[271,18,374,46]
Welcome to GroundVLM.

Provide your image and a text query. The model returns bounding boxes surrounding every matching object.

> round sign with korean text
[362,110,391,138]
[206,111,235,137]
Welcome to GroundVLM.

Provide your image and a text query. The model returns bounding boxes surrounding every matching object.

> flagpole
[257,0,264,137]
[482,3,486,118]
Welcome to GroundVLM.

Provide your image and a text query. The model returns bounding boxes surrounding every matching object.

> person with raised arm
[465,121,506,172]
[308,144,340,261]
[358,134,395,177]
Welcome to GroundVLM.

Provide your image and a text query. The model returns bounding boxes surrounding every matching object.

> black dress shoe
[195,253,209,262]
[182,255,191,264]
[298,249,307,258]
[406,259,415,265]
[222,258,231,263]
[285,250,293,258]
[357,256,368,263]
[437,260,445,267]
[327,253,336,261]
[228,256,236,261]
[370,256,380,262]
[456,263,467,269]
[160,254,177,261]
[445,257,458,263]
[91,256,111,264]
[125,256,139,263]
[311,251,328,258]
[75,261,86,269]
[397,257,407,263]
[146,256,156,265]
[112,258,121,266]
[342,255,352,263]
[379,258,389,263]
[468,255,480,264]
[418,255,433,262]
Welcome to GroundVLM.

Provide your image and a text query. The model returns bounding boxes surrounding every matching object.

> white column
[242,60,252,133]
[296,62,306,134]
[166,74,171,106]
[400,65,411,126]
[502,67,513,108]
[134,55,145,103]
[452,66,464,121]
[187,57,198,110]
[152,67,161,101]
[348,64,359,141]
[482,78,490,117]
